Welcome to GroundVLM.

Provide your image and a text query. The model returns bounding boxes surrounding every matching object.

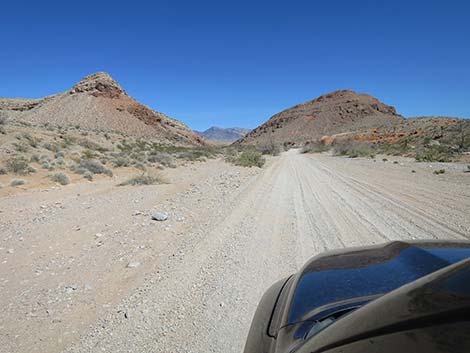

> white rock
[151,212,169,221]
[127,262,141,268]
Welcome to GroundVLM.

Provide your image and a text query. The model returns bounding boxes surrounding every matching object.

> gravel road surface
[1,150,469,353]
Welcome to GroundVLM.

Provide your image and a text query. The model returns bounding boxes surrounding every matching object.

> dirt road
[1,150,469,353]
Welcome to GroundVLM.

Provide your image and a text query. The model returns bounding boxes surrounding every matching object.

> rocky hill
[196,127,250,142]
[235,90,404,147]
[0,72,205,146]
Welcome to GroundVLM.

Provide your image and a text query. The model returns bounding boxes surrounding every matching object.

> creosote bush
[227,151,265,168]
[6,157,34,175]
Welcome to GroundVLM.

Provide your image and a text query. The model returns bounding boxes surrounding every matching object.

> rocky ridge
[0,72,205,146]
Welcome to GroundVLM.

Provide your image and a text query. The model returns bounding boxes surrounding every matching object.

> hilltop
[235,90,403,147]
[0,72,205,146]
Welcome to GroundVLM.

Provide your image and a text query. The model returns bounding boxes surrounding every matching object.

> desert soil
[1,150,469,353]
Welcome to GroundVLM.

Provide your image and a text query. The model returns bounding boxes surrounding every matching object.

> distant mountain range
[196,126,251,142]
[0,72,206,146]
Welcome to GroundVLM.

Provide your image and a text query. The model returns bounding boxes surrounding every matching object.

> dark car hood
[296,256,470,353]
[285,241,470,326]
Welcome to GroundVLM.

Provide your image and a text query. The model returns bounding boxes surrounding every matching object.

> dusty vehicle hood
[285,240,470,326]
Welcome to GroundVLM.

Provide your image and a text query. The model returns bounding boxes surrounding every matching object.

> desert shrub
[301,143,331,154]
[111,156,130,167]
[175,148,216,161]
[259,143,281,156]
[73,167,88,175]
[415,145,454,162]
[78,159,113,176]
[382,158,388,162]
[59,135,76,148]
[129,151,146,162]
[0,113,7,125]
[83,171,93,181]
[55,151,65,158]
[133,162,147,170]
[434,169,446,175]
[78,138,107,152]
[6,157,33,175]
[147,152,175,167]
[12,142,29,153]
[30,154,40,163]
[378,139,412,156]
[10,178,26,186]
[228,151,265,168]
[0,166,6,175]
[41,161,54,170]
[333,140,375,158]
[393,161,399,164]
[52,158,65,166]
[49,172,70,185]
[81,149,97,160]
[411,170,416,173]
[118,174,164,186]
[43,142,61,152]
[19,132,41,148]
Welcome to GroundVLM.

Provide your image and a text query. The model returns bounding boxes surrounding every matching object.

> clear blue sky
[0,0,469,130]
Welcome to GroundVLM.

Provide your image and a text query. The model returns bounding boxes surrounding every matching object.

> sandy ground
[1,150,469,353]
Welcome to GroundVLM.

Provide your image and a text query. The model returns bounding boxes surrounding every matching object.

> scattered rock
[132,210,142,216]
[6,249,14,254]
[127,262,141,268]
[95,233,104,238]
[151,212,168,221]
[64,284,78,294]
